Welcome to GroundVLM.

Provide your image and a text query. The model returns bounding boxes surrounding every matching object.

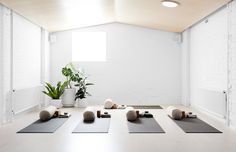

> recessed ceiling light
[161,0,179,8]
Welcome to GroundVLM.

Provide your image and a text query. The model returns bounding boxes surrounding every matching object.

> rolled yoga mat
[169,116,222,133]
[17,118,68,133]
[128,105,163,109]
[127,118,165,133]
[72,118,111,133]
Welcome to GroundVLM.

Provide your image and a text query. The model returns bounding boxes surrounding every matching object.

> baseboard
[191,104,226,123]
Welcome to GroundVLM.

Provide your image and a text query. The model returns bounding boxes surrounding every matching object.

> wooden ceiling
[0,0,231,32]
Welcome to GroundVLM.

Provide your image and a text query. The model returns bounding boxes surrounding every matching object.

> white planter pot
[75,99,87,108]
[50,99,62,108]
[62,88,76,107]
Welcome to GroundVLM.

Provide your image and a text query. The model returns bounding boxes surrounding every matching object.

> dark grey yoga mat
[127,118,165,133]
[17,118,68,133]
[128,105,163,109]
[72,118,110,133]
[170,117,222,133]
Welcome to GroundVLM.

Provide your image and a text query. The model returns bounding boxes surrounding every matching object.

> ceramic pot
[62,88,76,107]
[50,99,62,108]
[75,98,87,108]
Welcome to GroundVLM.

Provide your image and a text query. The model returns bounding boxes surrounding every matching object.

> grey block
[72,118,110,133]
[170,116,222,133]
[127,118,165,133]
[17,118,68,133]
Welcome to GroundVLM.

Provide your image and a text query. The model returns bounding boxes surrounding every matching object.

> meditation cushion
[39,106,57,121]
[167,106,183,120]
[83,107,95,121]
[126,110,138,121]
[104,99,114,109]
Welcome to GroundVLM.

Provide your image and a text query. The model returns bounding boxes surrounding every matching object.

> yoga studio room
[1,0,236,152]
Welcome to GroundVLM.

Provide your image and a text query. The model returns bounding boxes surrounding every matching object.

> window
[72,32,107,62]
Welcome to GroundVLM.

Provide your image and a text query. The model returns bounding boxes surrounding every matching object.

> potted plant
[42,81,67,108]
[61,63,82,107]
[75,77,94,107]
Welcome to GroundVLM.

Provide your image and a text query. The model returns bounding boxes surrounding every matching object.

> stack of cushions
[167,106,183,120]
[83,107,95,122]
[39,106,57,121]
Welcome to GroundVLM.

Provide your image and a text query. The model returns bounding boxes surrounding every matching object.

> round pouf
[167,106,183,120]
[83,107,95,122]
[39,106,57,121]
[172,109,183,120]
[104,99,114,109]
[126,110,138,121]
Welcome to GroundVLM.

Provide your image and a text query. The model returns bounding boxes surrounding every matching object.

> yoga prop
[17,117,68,133]
[72,118,111,133]
[39,106,57,121]
[127,118,165,133]
[83,107,95,122]
[104,99,114,109]
[170,116,222,133]
[136,111,139,118]
[104,99,126,109]
[126,110,138,121]
[117,105,126,109]
[167,106,183,120]
[128,105,163,109]
[139,112,153,118]
[97,110,101,118]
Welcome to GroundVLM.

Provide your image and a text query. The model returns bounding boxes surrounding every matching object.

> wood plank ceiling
[0,0,231,32]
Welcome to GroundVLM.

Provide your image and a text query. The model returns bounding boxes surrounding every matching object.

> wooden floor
[0,105,236,152]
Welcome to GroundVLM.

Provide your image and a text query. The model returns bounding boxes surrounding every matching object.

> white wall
[228,0,236,128]
[0,5,12,123]
[41,30,50,106]
[50,23,182,105]
[181,30,190,106]
[0,5,3,124]
[184,5,229,119]
[12,12,42,90]
[0,5,50,123]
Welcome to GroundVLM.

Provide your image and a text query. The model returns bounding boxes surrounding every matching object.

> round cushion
[104,99,114,109]
[83,107,95,121]
[167,106,183,120]
[39,106,57,121]
[172,109,183,120]
[126,110,138,121]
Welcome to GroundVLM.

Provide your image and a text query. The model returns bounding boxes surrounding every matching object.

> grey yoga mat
[170,117,222,133]
[17,118,68,133]
[127,118,165,133]
[72,118,111,133]
[128,105,163,109]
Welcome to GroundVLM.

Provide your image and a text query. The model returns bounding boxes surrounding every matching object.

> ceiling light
[161,0,179,8]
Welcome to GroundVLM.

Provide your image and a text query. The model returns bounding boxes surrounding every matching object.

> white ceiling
[0,0,231,32]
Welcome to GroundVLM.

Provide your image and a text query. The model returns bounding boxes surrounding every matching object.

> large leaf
[43,81,67,99]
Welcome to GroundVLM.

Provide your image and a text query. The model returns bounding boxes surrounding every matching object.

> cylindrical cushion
[39,106,57,121]
[167,106,183,120]
[83,107,95,121]
[104,99,114,109]
[172,109,183,120]
[126,110,138,121]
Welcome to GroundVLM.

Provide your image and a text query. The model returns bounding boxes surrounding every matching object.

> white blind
[12,13,41,90]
